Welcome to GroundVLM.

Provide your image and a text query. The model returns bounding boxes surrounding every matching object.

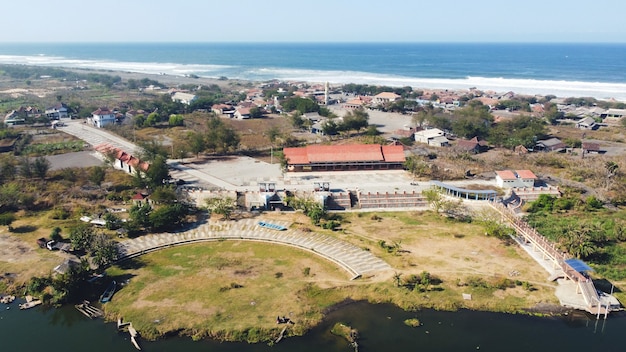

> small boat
[100,280,116,303]
[19,300,42,310]
[87,273,106,283]
[1,295,16,304]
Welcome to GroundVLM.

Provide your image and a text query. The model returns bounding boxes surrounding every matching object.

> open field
[98,210,560,342]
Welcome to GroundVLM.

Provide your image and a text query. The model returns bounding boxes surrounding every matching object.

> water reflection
[1,300,625,352]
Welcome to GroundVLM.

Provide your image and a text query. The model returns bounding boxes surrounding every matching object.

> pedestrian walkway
[116,218,391,279]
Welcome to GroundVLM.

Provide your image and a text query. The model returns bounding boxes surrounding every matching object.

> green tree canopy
[89,166,106,186]
[281,97,320,114]
[488,115,547,148]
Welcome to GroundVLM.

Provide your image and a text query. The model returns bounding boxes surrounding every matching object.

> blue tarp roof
[565,258,594,272]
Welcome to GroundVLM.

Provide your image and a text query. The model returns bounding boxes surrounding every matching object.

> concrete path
[116,218,391,278]
[59,121,141,155]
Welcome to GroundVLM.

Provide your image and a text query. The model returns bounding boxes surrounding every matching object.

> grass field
[104,240,349,341]
[99,210,562,342]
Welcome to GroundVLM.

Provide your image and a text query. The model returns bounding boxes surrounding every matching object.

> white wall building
[90,107,116,128]
[495,170,537,188]
[414,128,449,147]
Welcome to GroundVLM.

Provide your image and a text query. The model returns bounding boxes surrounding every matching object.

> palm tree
[561,228,596,259]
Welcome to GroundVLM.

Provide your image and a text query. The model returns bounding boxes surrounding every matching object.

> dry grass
[104,241,349,341]
[98,210,561,342]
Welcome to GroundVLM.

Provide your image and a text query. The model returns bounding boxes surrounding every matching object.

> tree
[206,197,236,220]
[186,131,206,159]
[205,117,240,153]
[0,183,21,211]
[0,212,15,231]
[69,225,94,252]
[32,156,50,180]
[19,156,33,179]
[0,157,16,182]
[144,155,170,188]
[339,109,369,135]
[321,119,339,136]
[168,114,184,126]
[267,126,281,145]
[90,233,118,268]
[103,213,123,230]
[451,102,493,139]
[50,227,63,241]
[422,188,446,213]
[544,103,564,125]
[149,203,187,230]
[144,112,159,127]
[89,166,106,186]
[129,202,152,229]
[249,107,263,118]
[138,139,169,162]
[561,228,596,260]
[404,155,428,180]
[150,186,178,203]
[281,97,319,114]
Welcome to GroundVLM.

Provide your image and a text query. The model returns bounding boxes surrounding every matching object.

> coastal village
[1,66,626,345]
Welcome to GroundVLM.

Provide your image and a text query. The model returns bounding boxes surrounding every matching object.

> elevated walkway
[490,201,618,317]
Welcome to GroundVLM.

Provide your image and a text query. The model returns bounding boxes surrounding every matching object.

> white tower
[324,81,329,105]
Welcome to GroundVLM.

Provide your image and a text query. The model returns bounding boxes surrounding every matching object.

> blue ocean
[1,42,625,100]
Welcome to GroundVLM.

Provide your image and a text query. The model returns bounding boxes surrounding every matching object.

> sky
[1,0,625,43]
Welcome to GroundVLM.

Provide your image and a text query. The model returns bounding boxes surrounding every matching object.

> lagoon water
[1,300,624,352]
[1,43,626,99]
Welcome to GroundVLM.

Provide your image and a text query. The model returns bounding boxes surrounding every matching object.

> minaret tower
[324,81,329,105]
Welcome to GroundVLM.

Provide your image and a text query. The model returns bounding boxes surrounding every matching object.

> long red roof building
[283,144,405,172]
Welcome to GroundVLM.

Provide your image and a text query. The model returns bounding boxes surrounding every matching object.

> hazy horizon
[3,0,625,44]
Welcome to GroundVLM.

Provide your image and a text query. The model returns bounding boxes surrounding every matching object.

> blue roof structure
[565,258,594,272]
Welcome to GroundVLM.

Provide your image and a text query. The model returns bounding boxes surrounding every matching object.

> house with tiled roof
[94,143,150,174]
[343,96,371,109]
[576,116,598,130]
[211,103,235,116]
[535,137,566,152]
[282,144,405,172]
[45,102,69,119]
[4,110,25,125]
[90,107,116,128]
[582,142,602,154]
[372,92,401,105]
[495,170,537,188]
[455,136,488,153]
[234,107,252,119]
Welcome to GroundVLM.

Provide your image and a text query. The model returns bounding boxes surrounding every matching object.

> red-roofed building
[90,107,116,128]
[495,169,537,188]
[283,144,405,172]
[94,143,150,175]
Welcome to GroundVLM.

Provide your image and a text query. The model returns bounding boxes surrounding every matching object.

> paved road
[116,218,391,278]
[59,120,141,155]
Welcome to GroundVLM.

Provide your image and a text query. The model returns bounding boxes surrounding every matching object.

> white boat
[19,300,42,310]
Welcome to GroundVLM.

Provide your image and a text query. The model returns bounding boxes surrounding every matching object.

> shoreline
[75,67,626,102]
[4,61,626,101]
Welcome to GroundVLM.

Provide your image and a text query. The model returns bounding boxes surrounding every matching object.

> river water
[0,300,623,352]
